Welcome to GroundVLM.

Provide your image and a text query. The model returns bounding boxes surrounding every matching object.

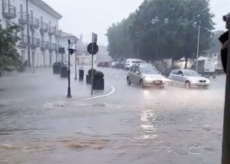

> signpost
[87,33,99,95]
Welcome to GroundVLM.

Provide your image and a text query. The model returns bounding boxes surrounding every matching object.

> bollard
[79,69,84,81]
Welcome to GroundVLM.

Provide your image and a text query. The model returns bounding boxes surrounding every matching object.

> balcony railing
[2,3,16,19]
[40,22,48,33]
[19,12,29,25]
[41,41,49,50]
[31,37,40,49]
[30,17,39,29]
[48,26,56,35]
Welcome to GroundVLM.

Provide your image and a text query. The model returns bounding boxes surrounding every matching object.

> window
[177,70,183,75]
[171,70,178,74]
[130,66,136,72]
[20,4,23,12]
[135,67,140,73]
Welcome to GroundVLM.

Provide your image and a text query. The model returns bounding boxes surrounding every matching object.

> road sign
[87,42,98,55]
[92,33,97,43]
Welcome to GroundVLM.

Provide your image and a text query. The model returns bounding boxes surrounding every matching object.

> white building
[58,31,78,65]
[1,0,62,67]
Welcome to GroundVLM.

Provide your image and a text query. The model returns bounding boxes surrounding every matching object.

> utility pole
[74,39,78,80]
[221,15,230,164]
[196,25,201,72]
[26,0,31,66]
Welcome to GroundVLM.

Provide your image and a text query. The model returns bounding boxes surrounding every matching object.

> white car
[168,69,210,89]
[127,64,167,88]
[125,59,146,70]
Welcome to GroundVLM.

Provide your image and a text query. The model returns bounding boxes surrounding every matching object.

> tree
[106,0,214,67]
[0,24,21,71]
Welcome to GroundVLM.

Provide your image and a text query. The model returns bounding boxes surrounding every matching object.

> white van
[125,58,146,70]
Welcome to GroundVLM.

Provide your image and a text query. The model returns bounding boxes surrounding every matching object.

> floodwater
[0,69,225,164]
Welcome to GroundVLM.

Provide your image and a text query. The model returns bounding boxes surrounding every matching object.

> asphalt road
[0,67,225,164]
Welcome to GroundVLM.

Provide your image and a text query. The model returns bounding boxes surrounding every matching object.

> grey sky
[44,0,229,45]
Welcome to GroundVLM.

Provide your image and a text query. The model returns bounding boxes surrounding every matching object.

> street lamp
[66,40,76,98]
[72,39,78,80]
[196,25,201,72]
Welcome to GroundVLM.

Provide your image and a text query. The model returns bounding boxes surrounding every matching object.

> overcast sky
[44,0,229,45]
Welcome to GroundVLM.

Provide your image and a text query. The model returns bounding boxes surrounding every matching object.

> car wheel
[139,79,145,88]
[127,77,131,86]
[185,81,191,89]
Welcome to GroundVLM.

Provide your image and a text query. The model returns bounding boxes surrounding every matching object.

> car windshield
[183,70,200,76]
[132,61,145,63]
[140,67,159,74]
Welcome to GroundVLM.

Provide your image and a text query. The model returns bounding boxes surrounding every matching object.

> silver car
[127,65,166,88]
[168,69,210,89]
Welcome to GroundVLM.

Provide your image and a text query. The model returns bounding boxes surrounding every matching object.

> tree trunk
[184,57,188,69]
[171,58,175,68]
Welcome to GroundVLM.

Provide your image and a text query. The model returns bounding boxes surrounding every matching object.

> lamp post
[196,25,201,72]
[66,40,76,98]
[73,39,78,80]
[221,13,230,164]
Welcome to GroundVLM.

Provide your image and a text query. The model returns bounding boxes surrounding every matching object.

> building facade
[1,0,62,67]
[58,31,78,65]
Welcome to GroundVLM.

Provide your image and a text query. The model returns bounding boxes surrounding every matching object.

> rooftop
[29,0,62,19]
[60,31,78,40]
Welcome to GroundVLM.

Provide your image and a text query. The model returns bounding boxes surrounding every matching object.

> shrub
[88,68,97,75]
[94,71,104,79]
[2,65,17,72]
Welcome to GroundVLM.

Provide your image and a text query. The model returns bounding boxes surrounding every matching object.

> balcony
[2,3,16,19]
[41,41,49,51]
[40,22,48,33]
[19,35,28,48]
[48,26,56,35]
[30,17,39,29]
[19,12,29,25]
[31,38,40,49]
[49,43,56,52]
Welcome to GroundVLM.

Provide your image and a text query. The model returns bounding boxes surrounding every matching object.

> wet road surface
[0,67,225,164]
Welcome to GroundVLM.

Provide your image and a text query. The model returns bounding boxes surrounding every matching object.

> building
[58,31,78,65]
[1,0,62,67]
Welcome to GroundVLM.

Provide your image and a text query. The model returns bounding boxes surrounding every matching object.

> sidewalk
[0,68,112,107]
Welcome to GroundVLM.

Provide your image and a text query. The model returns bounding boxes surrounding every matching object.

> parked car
[115,61,125,69]
[168,69,210,89]
[127,64,166,88]
[97,62,110,67]
[125,59,146,70]
[161,67,180,77]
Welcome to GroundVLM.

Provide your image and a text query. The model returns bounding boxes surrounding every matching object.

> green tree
[106,0,214,68]
[0,24,21,71]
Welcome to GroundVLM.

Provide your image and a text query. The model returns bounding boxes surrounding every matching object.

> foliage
[94,71,104,78]
[106,0,214,67]
[0,24,21,71]
[88,68,97,75]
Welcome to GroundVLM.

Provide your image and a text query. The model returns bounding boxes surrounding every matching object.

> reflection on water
[139,109,157,140]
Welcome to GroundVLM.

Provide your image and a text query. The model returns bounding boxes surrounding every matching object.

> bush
[94,71,104,79]
[88,68,97,75]
[2,65,17,72]
[53,62,60,67]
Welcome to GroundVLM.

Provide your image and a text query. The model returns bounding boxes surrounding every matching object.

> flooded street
[0,68,225,164]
